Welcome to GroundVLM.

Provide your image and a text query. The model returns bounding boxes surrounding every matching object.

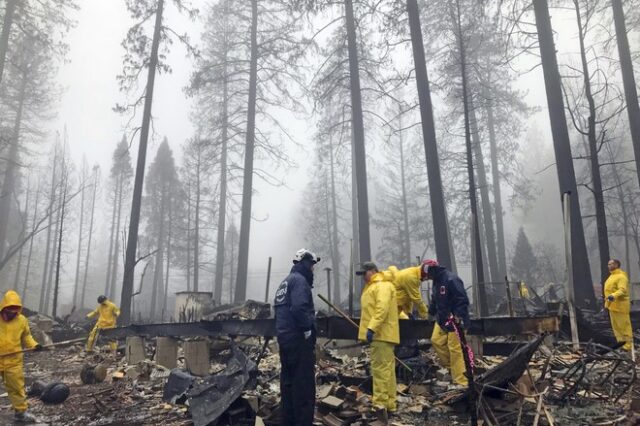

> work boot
[374,407,389,425]
[14,411,38,424]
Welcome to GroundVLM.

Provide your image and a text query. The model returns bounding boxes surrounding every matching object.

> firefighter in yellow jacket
[387,265,429,320]
[357,262,400,420]
[86,295,120,353]
[604,259,633,351]
[0,290,42,423]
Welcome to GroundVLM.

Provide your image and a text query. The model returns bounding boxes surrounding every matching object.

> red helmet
[421,259,439,279]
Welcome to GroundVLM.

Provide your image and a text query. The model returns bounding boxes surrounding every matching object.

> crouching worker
[425,259,471,387]
[86,295,120,353]
[0,290,43,423]
[357,262,400,421]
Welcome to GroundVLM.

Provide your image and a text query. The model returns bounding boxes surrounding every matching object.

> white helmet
[293,248,320,264]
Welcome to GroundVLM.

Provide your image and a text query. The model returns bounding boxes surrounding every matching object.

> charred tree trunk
[162,202,172,320]
[39,148,58,313]
[344,0,371,262]
[193,151,201,292]
[104,175,119,295]
[235,0,258,302]
[72,164,87,307]
[121,0,165,324]
[486,94,507,277]
[328,139,342,303]
[214,0,230,302]
[453,0,487,315]
[186,181,191,291]
[533,0,595,307]
[21,188,39,300]
[612,0,640,188]
[13,189,29,290]
[151,185,167,320]
[0,69,27,259]
[81,167,99,308]
[0,0,17,86]
[407,0,455,270]
[397,113,412,266]
[108,175,125,300]
[52,174,68,319]
[574,0,610,285]
[469,102,499,283]
[44,171,64,315]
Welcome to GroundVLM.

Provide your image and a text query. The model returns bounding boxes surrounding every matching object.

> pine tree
[510,227,537,286]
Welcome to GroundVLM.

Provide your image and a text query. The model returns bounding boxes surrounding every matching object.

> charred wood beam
[101,315,559,340]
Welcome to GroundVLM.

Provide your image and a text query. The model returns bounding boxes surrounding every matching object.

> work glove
[303,330,312,340]
[366,329,375,343]
[33,344,45,352]
[607,295,615,302]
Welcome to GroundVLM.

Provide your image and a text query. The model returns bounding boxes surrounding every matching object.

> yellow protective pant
[370,341,397,412]
[431,322,468,386]
[609,311,633,351]
[0,364,27,412]
[86,325,117,352]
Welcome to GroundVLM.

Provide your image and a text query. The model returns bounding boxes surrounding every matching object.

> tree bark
[72,163,87,307]
[108,175,125,301]
[151,184,167,320]
[44,168,64,315]
[533,0,595,307]
[193,149,200,292]
[162,202,172,320]
[12,188,29,290]
[39,147,58,313]
[214,0,230,303]
[453,0,487,315]
[0,68,27,259]
[469,102,499,283]
[344,0,371,262]
[235,0,258,302]
[574,0,610,285]
[328,138,342,303]
[398,111,411,266]
[104,174,118,295]
[120,0,165,324]
[186,180,191,291]
[612,0,640,188]
[486,94,507,278]
[21,187,39,301]
[81,167,99,308]
[0,0,17,86]
[406,0,455,270]
[52,174,68,318]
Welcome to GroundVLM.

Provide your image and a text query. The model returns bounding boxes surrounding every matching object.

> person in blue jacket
[274,248,320,425]
[425,259,471,386]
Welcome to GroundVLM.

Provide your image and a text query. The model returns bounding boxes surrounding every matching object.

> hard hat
[97,295,107,304]
[421,259,439,278]
[293,248,320,264]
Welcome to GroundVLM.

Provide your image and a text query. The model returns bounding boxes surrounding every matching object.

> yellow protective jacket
[387,266,428,319]
[0,290,38,369]
[604,269,630,313]
[359,272,400,345]
[519,282,530,299]
[87,300,120,328]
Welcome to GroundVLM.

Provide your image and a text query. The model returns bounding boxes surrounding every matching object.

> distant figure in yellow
[604,259,633,351]
[0,290,42,423]
[386,263,429,320]
[86,295,120,353]
[519,281,530,299]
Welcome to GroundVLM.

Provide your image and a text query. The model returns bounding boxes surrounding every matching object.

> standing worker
[518,281,530,299]
[387,263,429,320]
[604,259,633,351]
[357,261,400,422]
[274,249,320,426]
[425,259,471,387]
[0,290,43,423]
[86,295,120,353]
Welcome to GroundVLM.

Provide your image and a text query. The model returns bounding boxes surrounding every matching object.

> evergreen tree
[510,227,537,285]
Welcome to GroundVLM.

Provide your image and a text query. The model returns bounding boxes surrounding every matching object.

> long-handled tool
[318,294,413,373]
[0,337,86,358]
[446,316,477,426]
